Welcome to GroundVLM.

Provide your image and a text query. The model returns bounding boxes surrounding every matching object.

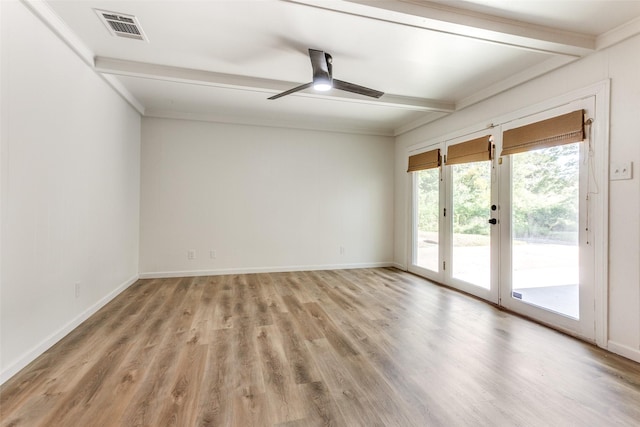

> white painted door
[409,96,600,342]
[498,98,596,341]
[444,130,500,304]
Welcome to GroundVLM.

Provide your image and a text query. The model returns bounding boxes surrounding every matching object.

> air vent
[95,9,148,41]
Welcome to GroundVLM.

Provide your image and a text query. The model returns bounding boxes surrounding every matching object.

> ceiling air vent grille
[95,9,148,41]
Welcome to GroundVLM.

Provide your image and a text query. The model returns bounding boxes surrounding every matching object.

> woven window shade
[446,136,492,166]
[502,110,584,156]
[407,149,440,172]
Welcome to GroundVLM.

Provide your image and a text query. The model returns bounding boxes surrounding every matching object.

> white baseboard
[138,262,395,279]
[0,273,139,385]
[607,340,640,363]
[392,262,407,271]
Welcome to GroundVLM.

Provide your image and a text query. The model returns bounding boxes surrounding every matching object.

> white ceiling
[40,0,640,135]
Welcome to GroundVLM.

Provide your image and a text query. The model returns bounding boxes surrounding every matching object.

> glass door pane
[451,161,492,289]
[510,143,580,318]
[415,168,440,272]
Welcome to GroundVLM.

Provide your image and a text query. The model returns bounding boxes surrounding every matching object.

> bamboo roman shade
[502,110,585,156]
[446,135,492,166]
[407,148,440,172]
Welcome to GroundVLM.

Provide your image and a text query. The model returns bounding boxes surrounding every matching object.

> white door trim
[404,80,610,348]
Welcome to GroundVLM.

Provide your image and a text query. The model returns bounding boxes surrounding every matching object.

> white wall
[0,1,141,382]
[140,118,394,276]
[394,35,640,361]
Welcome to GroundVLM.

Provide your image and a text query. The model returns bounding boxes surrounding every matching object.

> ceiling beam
[94,57,455,113]
[286,0,596,57]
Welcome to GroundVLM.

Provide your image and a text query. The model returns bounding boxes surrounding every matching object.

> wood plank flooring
[2,268,640,426]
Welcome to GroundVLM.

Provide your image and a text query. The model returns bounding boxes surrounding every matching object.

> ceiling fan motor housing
[311,49,333,89]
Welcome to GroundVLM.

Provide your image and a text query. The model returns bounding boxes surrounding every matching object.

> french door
[409,97,596,341]
[410,129,499,303]
[499,99,595,340]
[445,131,500,303]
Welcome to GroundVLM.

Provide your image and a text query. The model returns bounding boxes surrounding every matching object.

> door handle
[488,218,497,225]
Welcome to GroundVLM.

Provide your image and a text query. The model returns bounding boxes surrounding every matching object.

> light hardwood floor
[2,268,640,426]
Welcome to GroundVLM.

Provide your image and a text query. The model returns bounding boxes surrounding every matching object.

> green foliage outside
[417,143,579,243]
[512,143,579,243]
[452,162,491,236]
[416,168,439,235]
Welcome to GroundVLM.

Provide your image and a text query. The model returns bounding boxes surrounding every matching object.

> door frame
[407,141,445,284]
[405,81,610,347]
[443,129,500,304]
[498,97,597,341]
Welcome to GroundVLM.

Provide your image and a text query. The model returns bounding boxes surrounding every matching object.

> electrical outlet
[75,282,80,298]
[340,246,345,255]
[210,250,217,259]
[611,162,633,180]
[187,250,196,260]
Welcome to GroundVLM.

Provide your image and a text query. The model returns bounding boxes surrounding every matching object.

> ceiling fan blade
[309,48,331,83]
[333,79,384,98]
[267,82,313,100]
[269,49,382,100]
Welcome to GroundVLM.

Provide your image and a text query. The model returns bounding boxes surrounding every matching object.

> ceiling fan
[268,49,384,100]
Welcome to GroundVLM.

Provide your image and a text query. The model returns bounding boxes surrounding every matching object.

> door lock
[488,218,497,224]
